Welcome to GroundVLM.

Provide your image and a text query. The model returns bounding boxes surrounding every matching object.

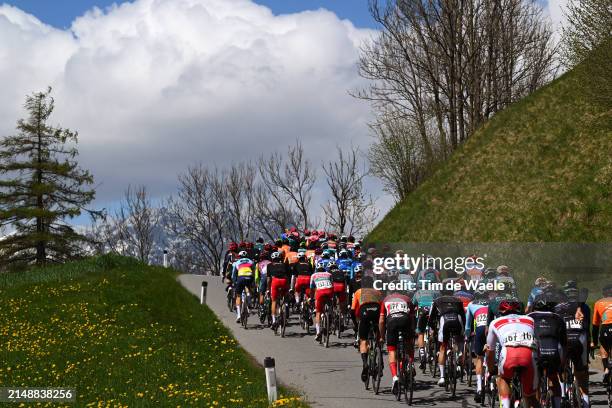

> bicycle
[509,367,524,408]
[240,286,251,329]
[274,290,291,338]
[320,298,332,348]
[298,293,312,335]
[445,332,460,397]
[465,335,474,387]
[538,366,552,408]
[486,368,498,408]
[259,290,272,327]
[426,328,439,378]
[561,359,580,408]
[364,324,384,393]
[226,284,235,312]
[604,343,612,408]
[395,329,416,405]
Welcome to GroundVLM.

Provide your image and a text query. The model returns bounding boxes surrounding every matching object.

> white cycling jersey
[487,314,536,350]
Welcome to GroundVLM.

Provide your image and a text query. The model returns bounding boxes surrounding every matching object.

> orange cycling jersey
[352,288,383,316]
[593,297,612,326]
[285,251,299,265]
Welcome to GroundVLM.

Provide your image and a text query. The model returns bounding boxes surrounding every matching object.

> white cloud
[0,0,387,220]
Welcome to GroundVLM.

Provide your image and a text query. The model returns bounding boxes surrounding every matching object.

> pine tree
[0,88,96,266]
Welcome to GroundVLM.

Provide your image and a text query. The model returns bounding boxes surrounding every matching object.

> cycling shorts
[386,314,414,350]
[499,346,538,396]
[472,326,487,357]
[333,282,347,304]
[536,338,563,373]
[439,313,464,343]
[358,303,380,340]
[601,324,612,350]
[315,288,334,313]
[294,275,312,297]
[566,331,588,371]
[259,274,267,293]
[270,277,289,300]
[235,276,253,296]
[416,306,430,334]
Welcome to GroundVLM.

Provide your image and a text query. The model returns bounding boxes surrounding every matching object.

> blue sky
[6,0,378,29]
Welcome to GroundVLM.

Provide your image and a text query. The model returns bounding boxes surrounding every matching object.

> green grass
[368,64,612,243]
[0,255,307,407]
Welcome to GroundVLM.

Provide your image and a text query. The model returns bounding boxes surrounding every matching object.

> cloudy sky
[0,0,567,225]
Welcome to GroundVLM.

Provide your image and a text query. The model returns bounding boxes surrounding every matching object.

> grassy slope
[0,255,305,407]
[368,66,612,242]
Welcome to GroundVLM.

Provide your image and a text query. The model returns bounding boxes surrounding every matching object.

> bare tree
[223,163,256,242]
[322,146,379,236]
[115,185,156,263]
[357,0,557,199]
[259,141,315,230]
[166,165,226,275]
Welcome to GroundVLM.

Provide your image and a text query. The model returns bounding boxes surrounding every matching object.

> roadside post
[264,357,277,403]
[163,249,168,268]
[200,281,208,305]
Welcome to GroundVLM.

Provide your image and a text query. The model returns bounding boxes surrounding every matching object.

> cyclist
[329,262,348,332]
[592,283,612,385]
[529,292,567,408]
[414,265,441,370]
[310,262,334,342]
[352,275,384,382]
[337,249,354,277]
[292,252,314,307]
[349,264,364,338]
[496,265,518,296]
[526,277,549,313]
[428,287,465,387]
[223,241,239,280]
[231,250,256,323]
[257,251,271,306]
[486,299,538,408]
[379,281,417,395]
[465,288,489,402]
[267,251,290,330]
[556,284,591,408]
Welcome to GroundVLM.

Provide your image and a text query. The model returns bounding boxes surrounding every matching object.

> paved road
[178,275,608,408]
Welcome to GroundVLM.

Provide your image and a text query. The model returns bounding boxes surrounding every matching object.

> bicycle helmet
[354,264,363,274]
[259,251,270,261]
[496,265,510,275]
[315,262,326,272]
[534,277,548,287]
[533,296,555,312]
[256,237,264,243]
[297,252,306,260]
[484,268,497,279]
[338,249,349,259]
[238,250,248,258]
[327,260,337,269]
[270,251,281,261]
[340,235,348,243]
[474,288,487,301]
[228,242,238,251]
[563,280,578,290]
[498,299,522,316]
[321,251,330,259]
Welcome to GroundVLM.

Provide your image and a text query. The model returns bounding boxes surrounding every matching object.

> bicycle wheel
[488,376,498,408]
[451,349,457,397]
[241,295,248,329]
[466,340,474,387]
[319,313,326,345]
[227,288,235,312]
[281,300,287,338]
[365,338,373,390]
[324,305,331,348]
[405,358,414,405]
[374,343,383,395]
[428,336,438,378]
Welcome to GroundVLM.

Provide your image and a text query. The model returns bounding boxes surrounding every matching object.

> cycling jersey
[330,269,346,284]
[310,271,334,313]
[454,290,474,311]
[352,288,383,316]
[528,311,566,372]
[232,258,256,280]
[337,258,354,274]
[488,294,522,325]
[466,301,489,356]
[593,297,612,326]
[292,261,313,276]
[487,314,538,396]
[556,301,590,370]
[527,287,544,308]
[466,266,484,281]
[381,292,416,349]
[465,301,488,337]
[429,296,465,342]
[257,259,271,292]
[267,262,290,279]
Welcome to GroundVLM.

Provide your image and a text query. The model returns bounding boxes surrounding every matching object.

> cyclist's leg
[474,327,487,395]
[571,332,590,407]
[234,277,245,320]
[386,316,402,390]
[416,307,427,367]
[438,316,448,382]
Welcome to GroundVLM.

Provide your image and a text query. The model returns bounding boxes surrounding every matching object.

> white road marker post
[163,249,168,268]
[200,281,208,305]
[264,357,277,403]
